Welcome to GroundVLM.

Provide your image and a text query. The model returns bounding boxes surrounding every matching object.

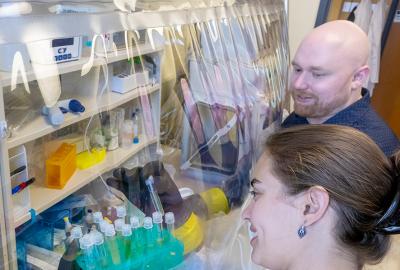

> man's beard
[292,92,343,120]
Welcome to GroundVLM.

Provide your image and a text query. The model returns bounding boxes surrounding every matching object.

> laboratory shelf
[7,83,160,149]
[14,134,157,228]
[0,43,163,87]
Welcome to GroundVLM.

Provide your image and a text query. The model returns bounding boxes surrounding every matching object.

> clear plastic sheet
[0,1,288,269]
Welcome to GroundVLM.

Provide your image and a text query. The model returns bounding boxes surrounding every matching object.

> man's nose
[291,72,308,90]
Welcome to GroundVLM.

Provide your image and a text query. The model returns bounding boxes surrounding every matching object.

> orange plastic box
[46,143,77,189]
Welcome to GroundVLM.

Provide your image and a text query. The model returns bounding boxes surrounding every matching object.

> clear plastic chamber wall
[0,0,289,269]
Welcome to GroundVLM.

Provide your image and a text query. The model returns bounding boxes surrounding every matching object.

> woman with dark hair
[243,124,400,270]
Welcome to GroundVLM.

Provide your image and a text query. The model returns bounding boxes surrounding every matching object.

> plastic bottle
[85,209,94,232]
[104,224,121,265]
[152,211,163,244]
[91,227,109,268]
[165,212,175,241]
[131,112,139,144]
[120,224,132,262]
[143,217,155,250]
[93,211,103,224]
[99,220,109,234]
[121,119,133,148]
[63,216,73,237]
[114,218,125,238]
[62,226,83,262]
[79,234,96,270]
[130,216,143,255]
[135,108,143,136]
[116,205,127,223]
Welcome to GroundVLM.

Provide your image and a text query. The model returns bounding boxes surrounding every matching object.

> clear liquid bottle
[152,211,163,244]
[165,212,175,242]
[91,227,109,268]
[62,226,83,262]
[114,218,125,239]
[120,224,132,262]
[104,224,121,266]
[143,217,155,251]
[79,234,96,270]
[116,205,127,223]
[130,216,143,255]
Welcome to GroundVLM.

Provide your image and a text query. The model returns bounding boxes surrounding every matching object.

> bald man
[282,20,399,156]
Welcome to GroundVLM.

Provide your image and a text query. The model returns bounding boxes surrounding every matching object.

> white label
[394,10,400,23]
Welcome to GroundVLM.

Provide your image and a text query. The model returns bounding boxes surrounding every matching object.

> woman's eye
[250,190,260,199]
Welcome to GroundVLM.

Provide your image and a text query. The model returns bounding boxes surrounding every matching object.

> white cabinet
[0,11,163,268]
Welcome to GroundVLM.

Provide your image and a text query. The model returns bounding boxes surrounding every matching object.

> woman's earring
[298,225,306,238]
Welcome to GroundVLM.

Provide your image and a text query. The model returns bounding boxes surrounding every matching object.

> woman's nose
[242,200,254,220]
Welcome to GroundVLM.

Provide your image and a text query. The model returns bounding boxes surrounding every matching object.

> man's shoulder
[350,107,399,156]
[281,112,308,128]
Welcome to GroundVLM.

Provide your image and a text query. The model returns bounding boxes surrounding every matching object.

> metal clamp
[0,120,7,139]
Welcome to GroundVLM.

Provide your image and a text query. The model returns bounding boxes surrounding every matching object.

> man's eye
[293,68,302,73]
[312,72,325,78]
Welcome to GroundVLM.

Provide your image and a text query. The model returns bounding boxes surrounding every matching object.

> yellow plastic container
[46,143,77,189]
[76,148,106,170]
[174,212,204,254]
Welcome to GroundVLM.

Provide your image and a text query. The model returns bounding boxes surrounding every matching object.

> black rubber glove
[107,161,207,227]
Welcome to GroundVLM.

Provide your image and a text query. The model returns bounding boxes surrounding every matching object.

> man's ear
[351,65,369,90]
[301,186,330,226]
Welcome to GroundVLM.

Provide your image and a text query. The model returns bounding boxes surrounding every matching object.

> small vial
[130,216,140,230]
[143,216,155,249]
[152,211,163,243]
[121,224,132,260]
[91,229,108,268]
[85,209,94,232]
[79,234,96,270]
[104,224,121,265]
[130,215,143,255]
[93,212,103,224]
[165,212,175,240]
[63,217,73,236]
[116,205,127,222]
[114,218,125,237]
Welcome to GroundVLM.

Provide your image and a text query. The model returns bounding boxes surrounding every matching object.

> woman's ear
[302,186,330,226]
[351,65,369,90]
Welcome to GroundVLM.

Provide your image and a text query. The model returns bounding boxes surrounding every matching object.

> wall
[288,0,321,59]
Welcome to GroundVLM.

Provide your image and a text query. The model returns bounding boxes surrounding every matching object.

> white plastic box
[111,70,149,94]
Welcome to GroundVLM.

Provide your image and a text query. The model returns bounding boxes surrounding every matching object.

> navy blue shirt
[282,89,399,156]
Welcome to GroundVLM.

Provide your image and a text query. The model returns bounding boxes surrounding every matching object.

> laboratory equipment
[79,234,96,270]
[152,211,163,243]
[145,176,164,215]
[104,224,121,265]
[45,143,77,189]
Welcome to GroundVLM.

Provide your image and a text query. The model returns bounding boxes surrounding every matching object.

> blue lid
[69,99,85,113]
